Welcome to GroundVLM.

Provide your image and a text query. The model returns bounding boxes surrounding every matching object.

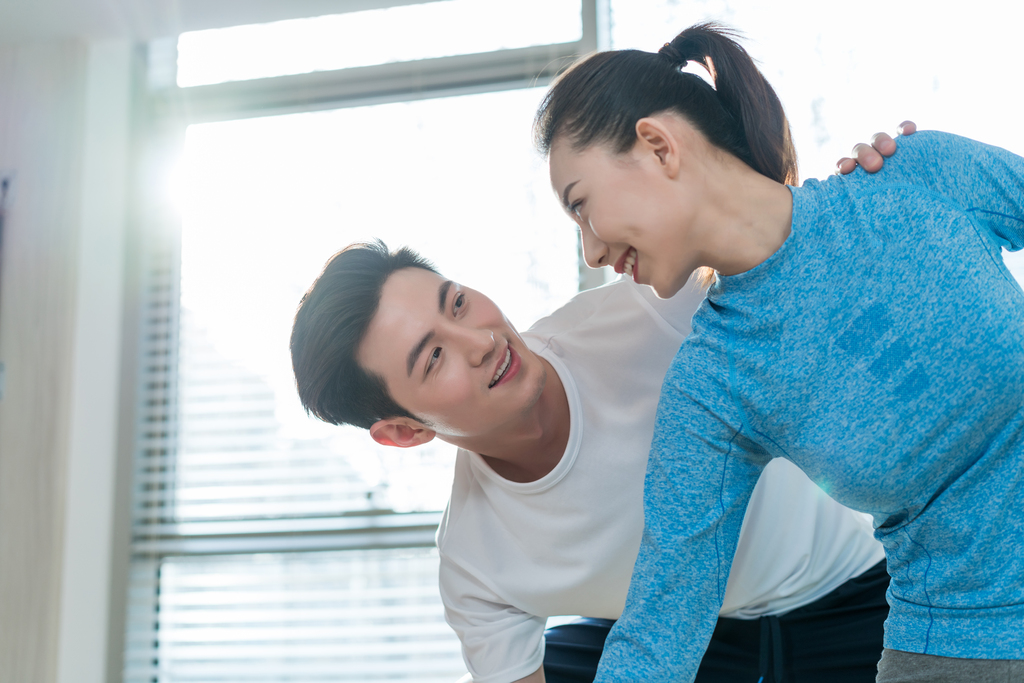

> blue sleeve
[961,138,1024,252]
[593,354,768,683]
[897,131,1024,252]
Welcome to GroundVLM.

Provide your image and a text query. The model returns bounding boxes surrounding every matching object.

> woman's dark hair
[290,240,438,429]
[533,22,798,187]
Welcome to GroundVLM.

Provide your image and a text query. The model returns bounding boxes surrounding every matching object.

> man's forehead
[377,267,445,314]
[358,268,442,368]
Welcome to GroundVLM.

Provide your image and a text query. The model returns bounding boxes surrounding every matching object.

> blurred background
[1,1,1022,682]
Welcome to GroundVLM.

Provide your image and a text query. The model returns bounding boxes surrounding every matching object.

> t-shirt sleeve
[594,348,768,682]
[438,551,547,683]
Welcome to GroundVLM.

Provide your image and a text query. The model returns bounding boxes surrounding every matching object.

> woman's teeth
[490,348,512,387]
[624,248,636,277]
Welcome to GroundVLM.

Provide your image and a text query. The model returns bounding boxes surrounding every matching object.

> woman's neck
[687,149,794,277]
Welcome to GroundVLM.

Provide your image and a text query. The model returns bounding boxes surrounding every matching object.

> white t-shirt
[436,278,884,683]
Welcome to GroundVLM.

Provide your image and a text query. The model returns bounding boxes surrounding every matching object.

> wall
[55,40,133,683]
[0,39,88,683]
[0,38,132,683]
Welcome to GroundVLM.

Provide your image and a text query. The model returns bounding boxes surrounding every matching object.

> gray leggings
[876,649,1024,683]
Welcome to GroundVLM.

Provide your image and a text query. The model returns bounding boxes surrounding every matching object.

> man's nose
[462,327,496,366]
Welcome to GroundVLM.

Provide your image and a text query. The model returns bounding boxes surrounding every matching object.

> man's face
[357,267,548,446]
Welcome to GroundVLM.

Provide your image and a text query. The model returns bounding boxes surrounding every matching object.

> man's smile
[489,345,520,389]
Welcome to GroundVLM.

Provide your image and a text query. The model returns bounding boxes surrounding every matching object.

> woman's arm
[961,136,1024,250]
[593,353,769,682]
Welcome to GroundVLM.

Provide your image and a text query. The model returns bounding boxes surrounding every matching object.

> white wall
[56,40,133,683]
[0,38,132,683]
[0,38,87,683]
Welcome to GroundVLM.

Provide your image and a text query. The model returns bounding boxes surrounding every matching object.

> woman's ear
[635,116,682,179]
[369,418,436,448]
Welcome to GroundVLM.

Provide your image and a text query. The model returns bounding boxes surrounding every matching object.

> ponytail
[659,24,797,185]
[534,22,798,186]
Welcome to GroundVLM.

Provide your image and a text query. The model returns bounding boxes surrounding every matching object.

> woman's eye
[570,201,583,218]
[428,347,442,369]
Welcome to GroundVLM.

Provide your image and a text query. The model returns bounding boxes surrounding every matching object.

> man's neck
[474,357,571,483]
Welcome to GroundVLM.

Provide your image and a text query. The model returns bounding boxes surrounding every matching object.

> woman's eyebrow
[561,180,579,212]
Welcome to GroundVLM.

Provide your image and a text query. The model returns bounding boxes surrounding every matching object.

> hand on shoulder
[836,121,918,175]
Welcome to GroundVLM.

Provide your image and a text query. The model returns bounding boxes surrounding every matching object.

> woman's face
[548,120,701,299]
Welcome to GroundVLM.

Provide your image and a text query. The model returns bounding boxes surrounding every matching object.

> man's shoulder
[525,278,629,338]
[526,277,699,345]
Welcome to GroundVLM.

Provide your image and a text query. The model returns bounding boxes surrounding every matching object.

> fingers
[835,157,858,175]
[837,121,918,175]
[851,142,884,173]
[870,132,897,157]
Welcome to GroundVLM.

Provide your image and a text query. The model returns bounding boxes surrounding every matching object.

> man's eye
[453,293,465,313]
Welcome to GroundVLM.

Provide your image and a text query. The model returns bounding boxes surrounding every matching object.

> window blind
[124,233,460,682]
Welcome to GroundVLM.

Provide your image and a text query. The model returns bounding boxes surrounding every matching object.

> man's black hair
[290,240,439,429]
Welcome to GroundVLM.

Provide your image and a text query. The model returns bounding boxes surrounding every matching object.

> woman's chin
[651,280,679,300]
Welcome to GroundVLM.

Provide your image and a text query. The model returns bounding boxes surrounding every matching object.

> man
[290,137,906,683]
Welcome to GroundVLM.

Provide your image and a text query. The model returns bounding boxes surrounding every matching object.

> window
[125,3,599,681]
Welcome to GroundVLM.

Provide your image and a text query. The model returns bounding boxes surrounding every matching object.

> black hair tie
[658,41,686,66]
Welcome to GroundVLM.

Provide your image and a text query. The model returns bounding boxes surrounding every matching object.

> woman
[536,23,1024,683]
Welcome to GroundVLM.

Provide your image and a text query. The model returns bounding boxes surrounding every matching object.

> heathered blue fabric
[594,131,1024,682]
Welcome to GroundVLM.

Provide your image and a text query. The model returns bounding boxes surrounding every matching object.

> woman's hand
[836,121,917,175]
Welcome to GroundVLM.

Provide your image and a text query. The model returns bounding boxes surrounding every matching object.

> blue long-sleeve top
[595,131,1024,682]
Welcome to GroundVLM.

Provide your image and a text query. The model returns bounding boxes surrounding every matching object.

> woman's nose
[580,224,609,269]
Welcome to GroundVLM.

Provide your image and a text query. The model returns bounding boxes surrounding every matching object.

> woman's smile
[614,247,639,282]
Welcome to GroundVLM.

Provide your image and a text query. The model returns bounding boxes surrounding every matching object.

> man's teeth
[624,249,636,277]
[490,348,511,387]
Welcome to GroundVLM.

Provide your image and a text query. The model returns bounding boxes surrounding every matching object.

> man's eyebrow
[405,279,452,377]
[561,180,579,211]
[438,280,453,314]
[407,331,434,377]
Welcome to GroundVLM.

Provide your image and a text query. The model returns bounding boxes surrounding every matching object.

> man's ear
[369,417,436,448]
[635,116,682,179]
